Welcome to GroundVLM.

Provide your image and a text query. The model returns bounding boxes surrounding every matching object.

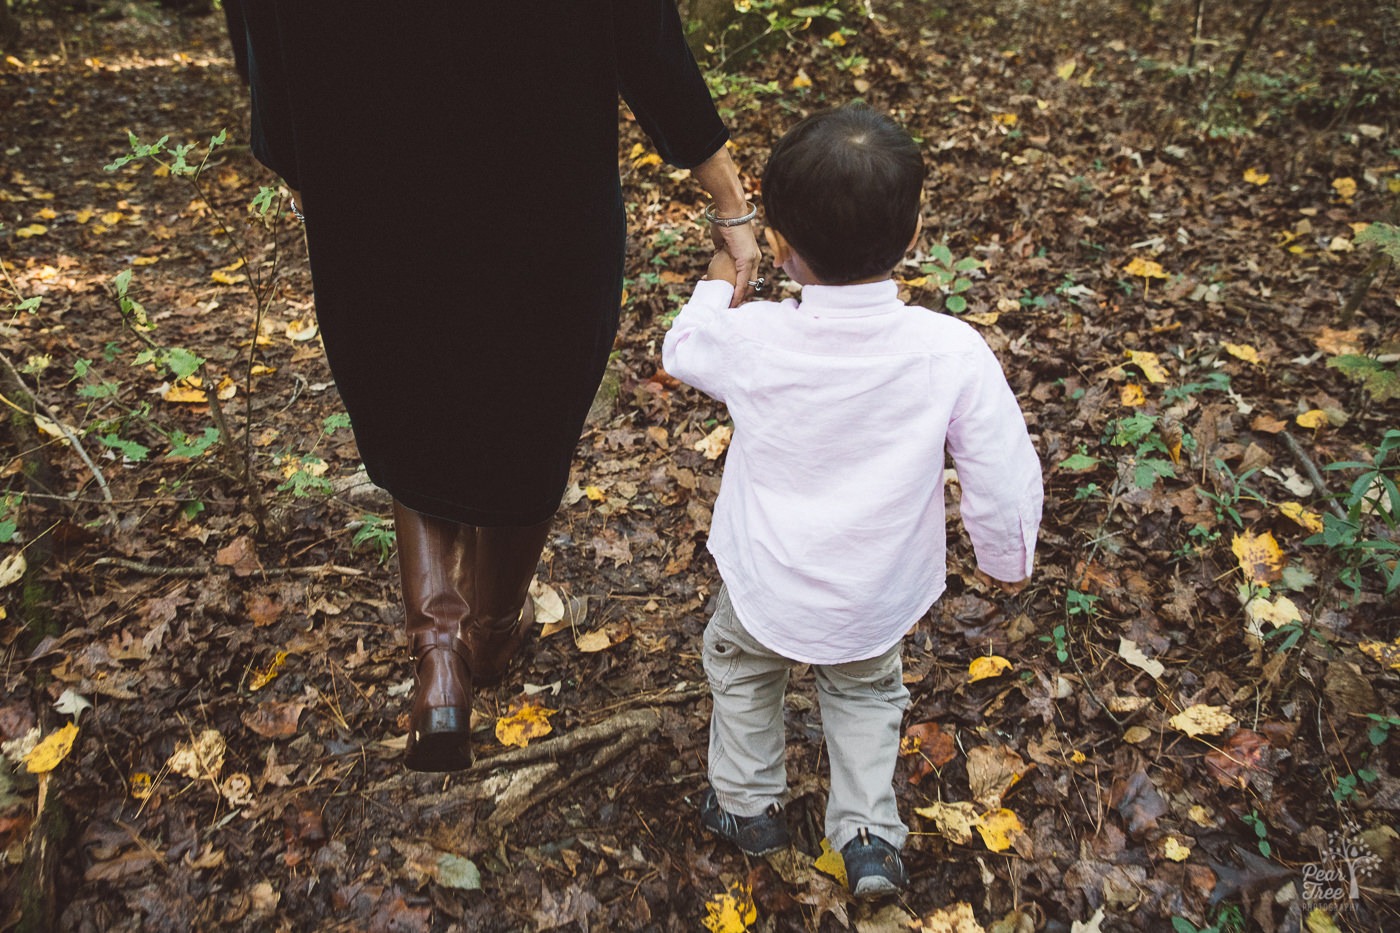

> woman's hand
[691,144,763,307]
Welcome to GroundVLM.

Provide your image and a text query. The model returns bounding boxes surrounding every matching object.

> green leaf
[1058,452,1101,472]
[97,433,150,462]
[168,427,220,458]
[945,294,967,314]
[322,412,352,435]
[953,257,982,272]
[113,268,132,296]
[1133,457,1176,489]
[164,348,204,381]
[929,243,953,267]
[1328,354,1400,403]
[16,296,41,313]
[1355,221,1400,263]
[0,519,15,543]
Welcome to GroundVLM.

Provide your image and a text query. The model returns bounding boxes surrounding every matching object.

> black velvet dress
[230,2,727,525]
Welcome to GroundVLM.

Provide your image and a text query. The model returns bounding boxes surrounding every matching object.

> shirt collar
[796,279,901,317]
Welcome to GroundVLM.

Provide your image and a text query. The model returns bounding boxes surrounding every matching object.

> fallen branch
[89,556,365,577]
[1280,430,1346,520]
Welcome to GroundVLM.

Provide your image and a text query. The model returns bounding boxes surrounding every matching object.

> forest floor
[1,2,1399,931]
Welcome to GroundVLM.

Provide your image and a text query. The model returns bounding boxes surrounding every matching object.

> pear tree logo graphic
[1302,822,1380,904]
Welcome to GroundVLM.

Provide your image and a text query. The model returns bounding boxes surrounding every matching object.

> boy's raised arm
[661,277,738,403]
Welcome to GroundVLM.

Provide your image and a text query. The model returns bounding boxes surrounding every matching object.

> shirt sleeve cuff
[693,277,736,307]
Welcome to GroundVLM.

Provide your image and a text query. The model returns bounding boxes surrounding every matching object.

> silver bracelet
[289,198,305,223]
[703,200,757,227]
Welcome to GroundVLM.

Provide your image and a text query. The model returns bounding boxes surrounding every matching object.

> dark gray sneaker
[840,829,908,899]
[696,789,791,856]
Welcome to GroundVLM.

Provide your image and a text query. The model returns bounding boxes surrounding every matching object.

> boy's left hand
[704,250,739,289]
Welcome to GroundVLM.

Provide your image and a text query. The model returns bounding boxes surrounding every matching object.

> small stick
[1280,430,1346,520]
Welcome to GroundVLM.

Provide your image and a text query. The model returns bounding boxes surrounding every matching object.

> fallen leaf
[902,721,957,782]
[702,880,757,933]
[694,424,733,460]
[1332,177,1357,201]
[1223,342,1262,364]
[1169,704,1235,737]
[247,651,288,691]
[166,728,226,780]
[529,578,565,626]
[1125,349,1168,383]
[1123,257,1168,280]
[1358,638,1400,672]
[966,744,1024,810]
[813,837,847,886]
[1279,502,1324,533]
[993,112,1018,127]
[1163,836,1192,861]
[790,69,812,90]
[15,224,47,238]
[1118,637,1165,679]
[913,901,987,933]
[968,655,1011,682]
[1243,167,1270,186]
[575,621,630,653]
[220,772,255,806]
[913,800,979,845]
[974,808,1024,852]
[1243,594,1302,639]
[1204,729,1269,789]
[0,552,26,589]
[24,722,78,773]
[494,702,556,748]
[1231,530,1284,584]
[241,701,305,739]
[163,382,208,403]
[1120,384,1146,406]
[1056,59,1077,80]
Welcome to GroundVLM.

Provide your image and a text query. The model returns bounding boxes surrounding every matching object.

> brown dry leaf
[1117,638,1164,679]
[246,593,285,628]
[966,744,1025,810]
[913,901,987,933]
[575,621,631,653]
[1230,530,1284,585]
[1204,729,1269,789]
[215,535,260,576]
[1111,770,1168,836]
[1313,327,1363,356]
[166,728,226,780]
[902,721,957,782]
[241,701,306,739]
[1250,414,1288,434]
[1169,705,1235,737]
[694,424,733,460]
[913,800,979,845]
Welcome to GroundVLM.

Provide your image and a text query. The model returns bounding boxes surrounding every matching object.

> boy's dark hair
[761,104,923,284]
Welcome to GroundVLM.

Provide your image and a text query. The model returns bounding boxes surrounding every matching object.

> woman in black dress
[230,2,761,770]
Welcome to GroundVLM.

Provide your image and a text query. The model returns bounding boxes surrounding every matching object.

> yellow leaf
[1332,177,1357,201]
[1070,750,1087,763]
[1231,530,1284,584]
[575,622,630,653]
[1279,502,1324,534]
[826,30,846,46]
[1243,167,1270,186]
[1163,837,1192,861]
[216,376,237,401]
[1223,342,1261,365]
[1327,236,1353,253]
[1123,257,1168,280]
[962,311,1000,327]
[913,800,979,845]
[1168,704,1235,737]
[915,903,987,933]
[1359,638,1400,672]
[974,808,1023,852]
[1295,409,1328,429]
[101,211,123,225]
[791,69,812,89]
[5,55,24,69]
[585,485,607,502]
[702,881,757,933]
[75,208,94,224]
[211,270,247,285]
[1305,908,1342,933]
[250,364,276,377]
[131,256,160,266]
[1120,383,1146,407]
[1244,595,1302,638]
[495,702,557,748]
[163,383,209,404]
[24,723,78,774]
[901,275,929,288]
[1056,59,1077,80]
[632,152,662,169]
[993,112,1018,127]
[694,424,733,460]
[1126,349,1169,384]
[15,224,47,238]
[248,651,288,691]
[130,771,154,800]
[813,837,848,885]
[36,207,57,220]
[968,655,1011,682]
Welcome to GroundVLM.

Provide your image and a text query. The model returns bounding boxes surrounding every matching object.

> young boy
[662,104,1042,898]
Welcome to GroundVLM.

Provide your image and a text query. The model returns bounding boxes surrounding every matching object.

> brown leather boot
[395,500,474,772]
[463,519,552,687]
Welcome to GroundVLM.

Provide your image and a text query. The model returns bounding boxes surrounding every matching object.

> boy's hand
[975,568,1029,595]
[704,250,739,288]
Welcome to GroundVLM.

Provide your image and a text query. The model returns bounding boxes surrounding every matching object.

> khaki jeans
[702,585,910,851]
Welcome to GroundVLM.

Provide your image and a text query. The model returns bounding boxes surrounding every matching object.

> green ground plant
[1305,429,1400,601]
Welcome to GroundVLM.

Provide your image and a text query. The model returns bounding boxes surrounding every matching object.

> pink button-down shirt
[662,278,1042,664]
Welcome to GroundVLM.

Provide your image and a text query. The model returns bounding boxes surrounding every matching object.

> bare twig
[89,556,365,577]
[1280,430,1346,520]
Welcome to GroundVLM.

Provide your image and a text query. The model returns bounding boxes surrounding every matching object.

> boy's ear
[908,214,924,253]
[764,226,791,265]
